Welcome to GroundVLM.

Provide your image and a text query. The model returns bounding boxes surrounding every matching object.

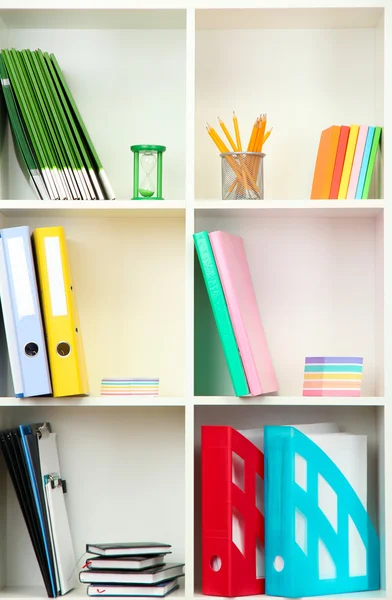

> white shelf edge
[0,200,185,217]
[195,200,385,218]
[0,587,186,600]
[0,396,185,407]
[194,396,385,407]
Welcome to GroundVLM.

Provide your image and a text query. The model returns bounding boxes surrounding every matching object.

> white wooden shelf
[0,396,185,407]
[0,3,389,599]
[0,588,186,600]
[195,200,385,217]
[194,396,385,406]
[0,200,185,218]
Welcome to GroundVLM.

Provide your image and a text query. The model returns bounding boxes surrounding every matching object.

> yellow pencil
[218,117,237,152]
[247,118,259,151]
[258,114,267,152]
[263,127,273,144]
[233,111,242,151]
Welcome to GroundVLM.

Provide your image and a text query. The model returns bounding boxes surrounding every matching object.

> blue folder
[264,425,380,597]
[0,226,51,397]
[19,424,58,597]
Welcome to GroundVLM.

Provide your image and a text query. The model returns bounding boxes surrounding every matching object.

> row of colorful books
[194,230,278,397]
[0,48,115,200]
[80,542,184,598]
[202,422,379,597]
[311,124,381,200]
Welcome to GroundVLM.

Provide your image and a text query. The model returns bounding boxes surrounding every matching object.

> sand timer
[131,144,166,200]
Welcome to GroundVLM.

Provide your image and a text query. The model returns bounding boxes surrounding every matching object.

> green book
[362,126,382,199]
[193,231,249,397]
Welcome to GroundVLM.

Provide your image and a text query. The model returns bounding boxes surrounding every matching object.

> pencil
[219,117,237,152]
[233,111,242,151]
[247,118,259,151]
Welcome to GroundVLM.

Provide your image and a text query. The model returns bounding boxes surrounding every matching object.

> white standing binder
[37,424,77,595]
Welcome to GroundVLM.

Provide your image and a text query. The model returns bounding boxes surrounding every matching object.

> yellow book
[338,125,360,199]
[33,226,89,397]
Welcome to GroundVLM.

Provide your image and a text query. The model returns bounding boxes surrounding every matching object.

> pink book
[346,126,368,199]
[209,230,278,396]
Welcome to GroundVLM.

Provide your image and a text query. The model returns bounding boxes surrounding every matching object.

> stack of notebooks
[302,356,363,397]
[0,48,115,200]
[311,125,382,199]
[0,225,89,398]
[80,543,185,597]
[194,230,278,397]
[101,378,160,396]
[0,421,76,597]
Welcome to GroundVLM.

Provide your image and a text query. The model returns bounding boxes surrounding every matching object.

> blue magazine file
[264,426,380,597]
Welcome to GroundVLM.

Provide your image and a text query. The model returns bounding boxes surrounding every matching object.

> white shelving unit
[0,2,390,600]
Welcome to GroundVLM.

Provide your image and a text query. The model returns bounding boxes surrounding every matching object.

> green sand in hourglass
[131,144,166,200]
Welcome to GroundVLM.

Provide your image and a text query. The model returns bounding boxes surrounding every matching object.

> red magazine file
[202,425,264,597]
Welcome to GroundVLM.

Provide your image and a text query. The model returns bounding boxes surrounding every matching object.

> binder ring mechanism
[57,341,71,357]
[24,342,39,357]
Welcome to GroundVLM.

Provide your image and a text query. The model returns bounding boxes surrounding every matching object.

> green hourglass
[131,144,166,200]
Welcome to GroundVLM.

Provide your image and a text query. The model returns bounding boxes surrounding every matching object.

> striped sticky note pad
[303,357,363,397]
[101,378,159,396]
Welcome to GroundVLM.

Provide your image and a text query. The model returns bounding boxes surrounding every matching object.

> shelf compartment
[0,12,186,201]
[194,404,385,596]
[195,212,384,398]
[195,9,384,201]
[0,406,185,589]
[0,214,185,398]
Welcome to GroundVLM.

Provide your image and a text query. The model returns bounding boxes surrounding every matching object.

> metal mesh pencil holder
[221,152,265,200]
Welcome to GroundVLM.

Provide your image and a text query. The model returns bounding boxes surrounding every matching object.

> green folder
[2,48,58,198]
[362,126,382,199]
[43,51,104,200]
[0,54,48,199]
[193,231,249,397]
[19,49,71,199]
[50,52,115,199]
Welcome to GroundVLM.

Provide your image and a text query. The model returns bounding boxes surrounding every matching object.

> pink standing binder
[347,126,368,199]
[209,230,278,396]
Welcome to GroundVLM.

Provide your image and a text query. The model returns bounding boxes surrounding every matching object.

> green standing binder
[193,231,249,397]
[362,126,382,199]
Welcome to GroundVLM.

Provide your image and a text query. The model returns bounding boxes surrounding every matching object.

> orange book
[310,126,341,199]
[329,126,350,199]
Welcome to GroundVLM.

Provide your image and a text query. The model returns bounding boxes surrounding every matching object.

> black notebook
[80,563,185,585]
[86,555,166,571]
[87,579,179,597]
[87,542,171,557]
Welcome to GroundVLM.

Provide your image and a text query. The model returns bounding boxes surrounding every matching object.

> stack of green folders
[0,49,115,200]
